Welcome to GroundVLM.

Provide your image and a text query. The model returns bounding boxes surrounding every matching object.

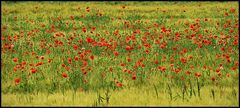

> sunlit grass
[2,86,238,106]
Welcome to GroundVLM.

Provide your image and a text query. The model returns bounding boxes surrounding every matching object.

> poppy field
[1,1,239,106]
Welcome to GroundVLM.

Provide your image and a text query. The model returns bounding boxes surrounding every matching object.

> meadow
[1,1,239,106]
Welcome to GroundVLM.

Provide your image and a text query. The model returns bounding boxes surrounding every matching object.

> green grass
[1,1,239,106]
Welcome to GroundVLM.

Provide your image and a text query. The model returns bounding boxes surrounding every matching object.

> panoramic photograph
[1,1,239,106]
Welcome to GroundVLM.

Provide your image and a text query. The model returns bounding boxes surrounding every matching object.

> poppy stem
[153,84,159,99]
[197,78,201,98]
[211,88,215,100]
[167,83,172,101]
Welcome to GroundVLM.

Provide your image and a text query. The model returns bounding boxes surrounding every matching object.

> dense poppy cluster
[1,4,238,93]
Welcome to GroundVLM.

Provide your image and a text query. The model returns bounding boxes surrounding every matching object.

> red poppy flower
[40,56,44,60]
[83,62,87,66]
[195,73,201,77]
[116,83,124,87]
[127,58,131,62]
[190,65,194,68]
[30,68,37,74]
[36,62,43,66]
[172,47,177,50]
[83,71,87,75]
[81,67,85,71]
[175,69,180,73]
[48,59,52,63]
[59,41,63,46]
[126,46,132,51]
[216,68,221,73]
[161,67,166,72]
[74,56,79,61]
[29,63,34,66]
[211,77,215,81]
[120,63,125,66]
[15,78,21,85]
[58,17,61,21]
[159,35,163,39]
[180,78,185,81]
[133,65,138,69]
[73,45,78,50]
[203,65,207,69]
[227,59,231,63]
[90,55,94,60]
[235,62,239,66]
[13,58,18,62]
[145,50,149,53]
[114,51,119,56]
[225,12,228,16]
[62,73,67,78]
[21,62,26,65]
[230,8,236,13]
[186,71,191,74]
[160,44,165,48]
[170,58,174,62]
[181,58,187,63]
[189,55,193,59]
[86,8,90,12]
[82,27,87,33]
[183,48,187,53]
[70,16,74,20]
[128,70,131,74]
[88,67,91,71]
[232,66,236,71]
[68,58,72,64]
[132,75,136,80]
